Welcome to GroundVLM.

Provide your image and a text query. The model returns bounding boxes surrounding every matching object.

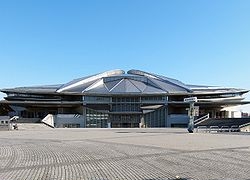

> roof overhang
[0,100,82,106]
[140,105,163,110]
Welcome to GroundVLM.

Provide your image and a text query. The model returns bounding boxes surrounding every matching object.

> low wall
[240,123,250,132]
[168,114,189,127]
[18,118,41,123]
[0,124,10,131]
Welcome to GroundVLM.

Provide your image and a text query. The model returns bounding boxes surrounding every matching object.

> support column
[165,105,170,127]
[82,106,86,128]
[140,115,145,128]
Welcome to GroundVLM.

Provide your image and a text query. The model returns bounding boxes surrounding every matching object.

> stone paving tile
[0,128,249,180]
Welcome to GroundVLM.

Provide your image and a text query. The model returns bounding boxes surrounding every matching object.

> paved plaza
[0,125,250,180]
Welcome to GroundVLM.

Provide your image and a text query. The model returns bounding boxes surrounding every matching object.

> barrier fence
[196,125,240,133]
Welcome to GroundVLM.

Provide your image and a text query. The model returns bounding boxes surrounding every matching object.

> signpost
[184,97,197,103]
[184,97,197,133]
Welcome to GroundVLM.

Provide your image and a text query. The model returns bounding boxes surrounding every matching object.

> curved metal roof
[56,69,193,94]
[57,69,125,93]
[1,69,248,97]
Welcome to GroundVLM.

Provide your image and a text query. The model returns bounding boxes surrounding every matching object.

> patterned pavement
[0,127,249,180]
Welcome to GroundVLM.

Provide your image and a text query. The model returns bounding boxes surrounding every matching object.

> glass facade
[86,108,109,128]
[83,95,167,128]
[141,96,167,102]
[144,107,166,127]
[84,96,110,103]
[111,97,140,112]
[110,114,141,128]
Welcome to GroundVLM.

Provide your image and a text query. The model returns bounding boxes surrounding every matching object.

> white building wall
[222,106,242,118]
[240,124,250,132]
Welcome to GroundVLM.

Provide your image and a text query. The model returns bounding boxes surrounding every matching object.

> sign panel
[184,97,197,103]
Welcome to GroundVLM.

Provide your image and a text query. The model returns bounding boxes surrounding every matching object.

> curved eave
[2,89,247,97]
[197,96,245,102]
[1,89,59,95]
[4,97,61,101]
[196,101,250,106]
[1,84,62,94]
[0,100,82,105]
[192,89,249,96]
[169,101,250,106]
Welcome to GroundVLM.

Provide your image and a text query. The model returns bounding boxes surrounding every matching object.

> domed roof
[56,69,192,95]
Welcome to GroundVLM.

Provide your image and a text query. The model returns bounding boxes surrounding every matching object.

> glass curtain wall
[86,108,109,128]
[111,97,141,128]
[110,114,140,128]
[84,95,167,128]
[111,97,140,112]
[144,107,166,127]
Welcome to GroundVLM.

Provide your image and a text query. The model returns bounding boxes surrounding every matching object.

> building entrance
[110,114,140,128]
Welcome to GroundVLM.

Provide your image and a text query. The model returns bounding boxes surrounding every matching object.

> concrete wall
[18,118,41,123]
[0,125,9,131]
[240,124,250,132]
[222,106,242,118]
[231,111,242,118]
[0,116,10,131]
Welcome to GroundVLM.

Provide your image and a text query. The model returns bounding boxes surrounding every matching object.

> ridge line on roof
[109,78,124,92]
[126,79,143,93]
[128,69,192,92]
[57,69,125,93]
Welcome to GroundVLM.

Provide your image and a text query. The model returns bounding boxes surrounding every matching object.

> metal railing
[194,114,210,125]
[196,125,240,133]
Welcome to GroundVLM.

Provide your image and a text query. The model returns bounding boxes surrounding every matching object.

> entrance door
[110,114,140,128]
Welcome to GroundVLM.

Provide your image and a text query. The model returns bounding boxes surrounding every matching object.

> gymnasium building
[0,69,249,128]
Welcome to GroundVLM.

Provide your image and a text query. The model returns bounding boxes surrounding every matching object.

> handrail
[194,113,209,125]
[196,125,240,133]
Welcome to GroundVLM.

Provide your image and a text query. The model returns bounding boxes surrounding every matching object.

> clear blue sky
[0,0,250,111]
